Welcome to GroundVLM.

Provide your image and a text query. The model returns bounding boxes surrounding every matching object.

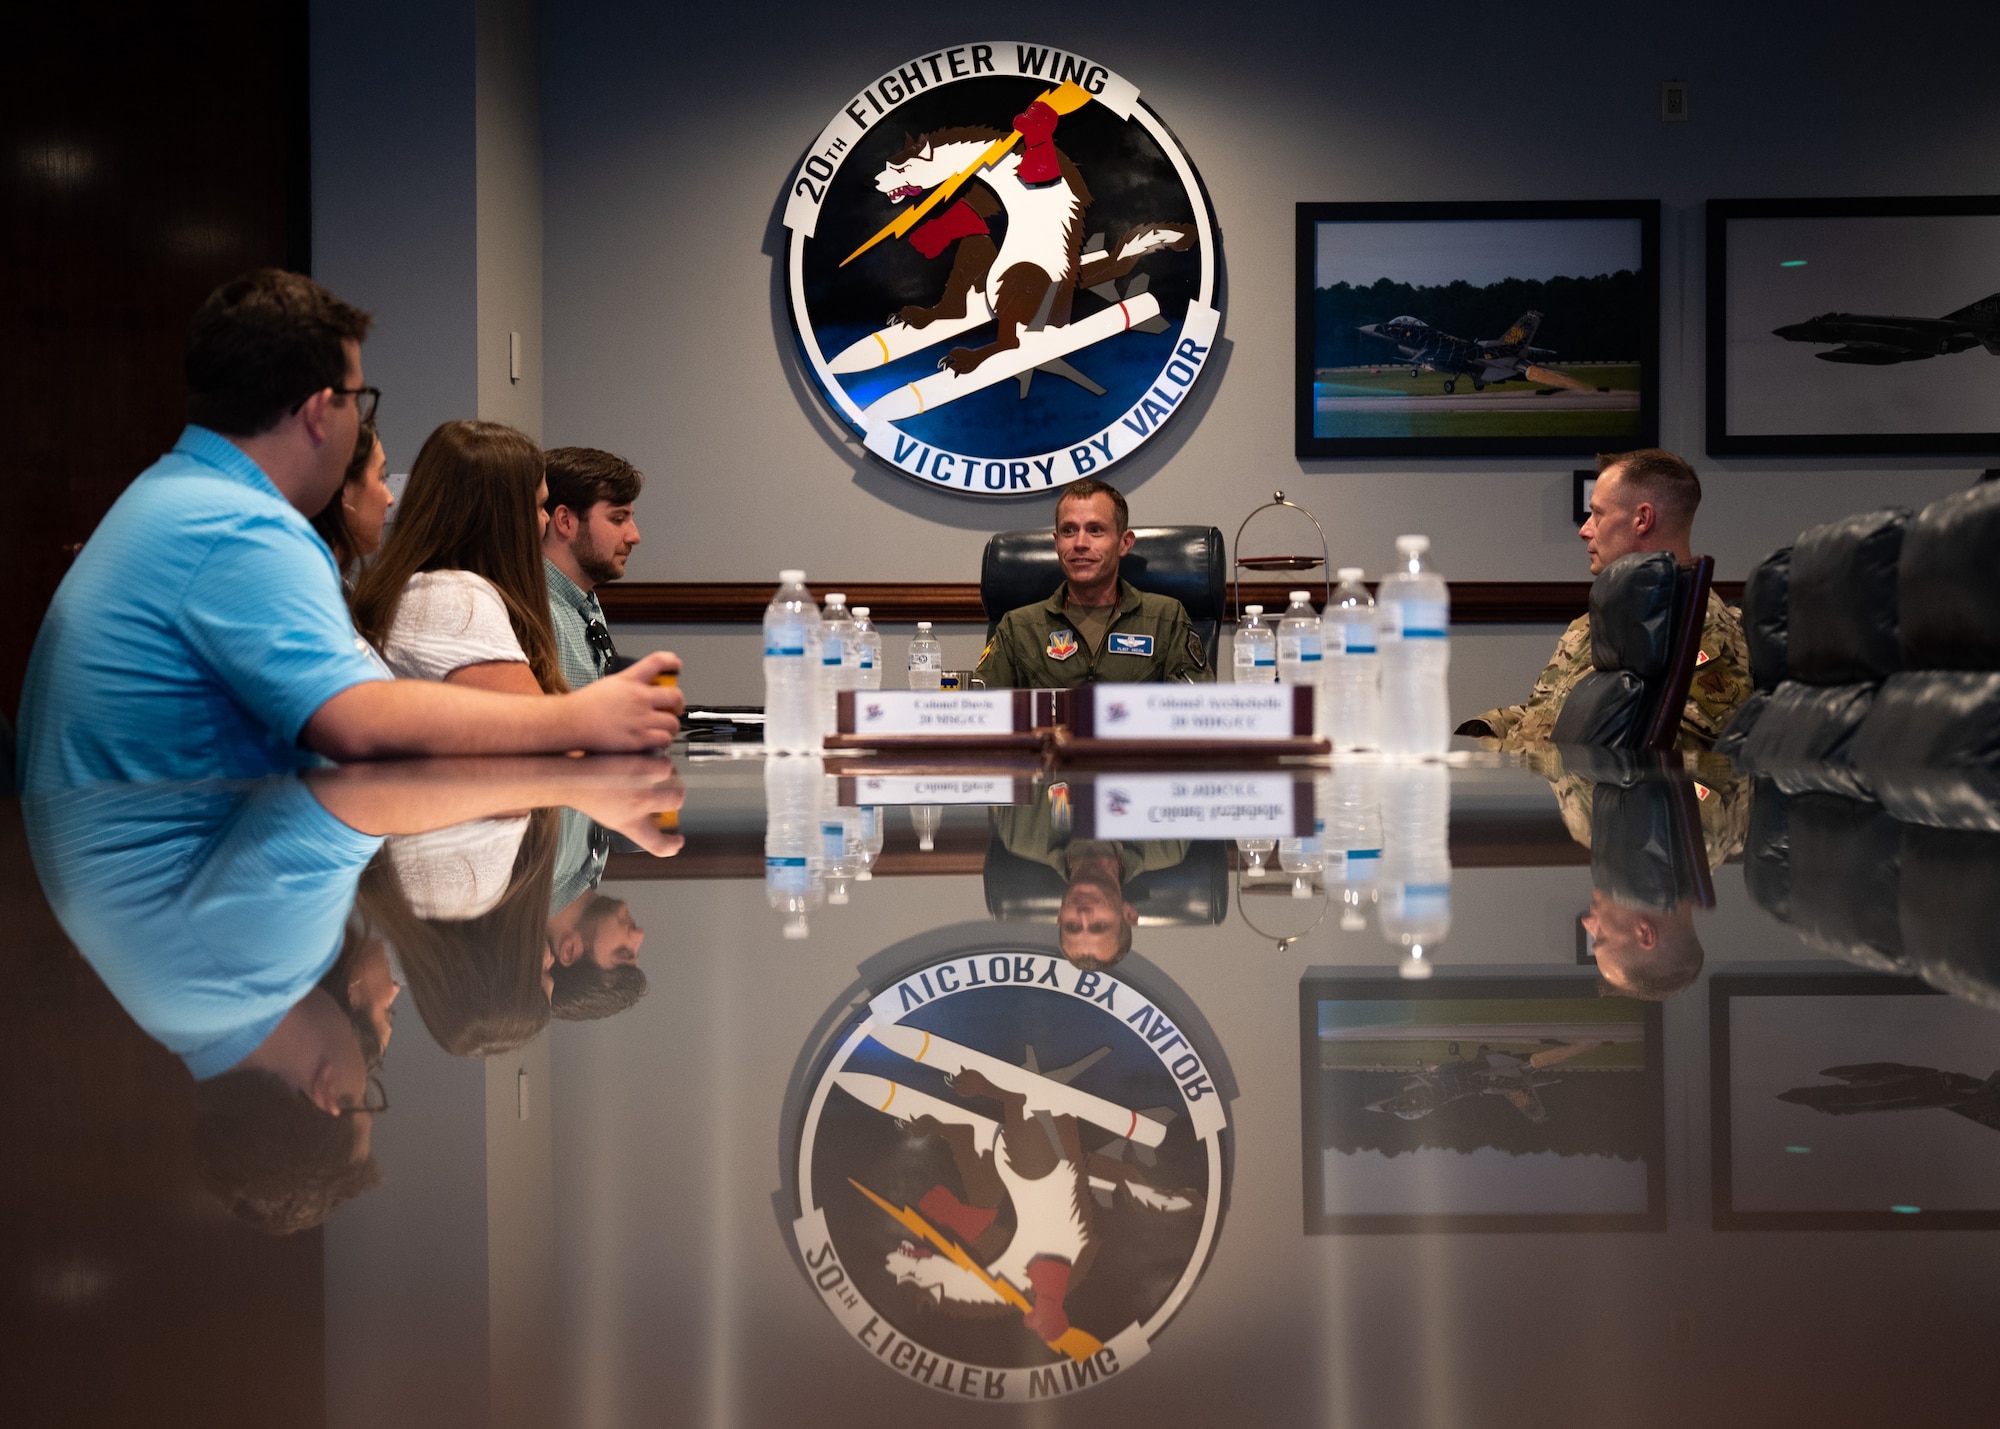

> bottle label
[1299,635,1322,663]
[765,621,808,658]
[1381,601,1448,641]
[821,646,844,667]
[859,654,874,668]
[1338,626,1376,655]
[765,855,810,893]
[909,652,939,670]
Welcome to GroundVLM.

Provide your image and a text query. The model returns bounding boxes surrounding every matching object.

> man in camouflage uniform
[1460,449,1752,746]
[975,478,1212,688]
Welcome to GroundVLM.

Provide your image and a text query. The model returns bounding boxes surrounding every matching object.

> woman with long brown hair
[310,420,394,587]
[352,420,567,694]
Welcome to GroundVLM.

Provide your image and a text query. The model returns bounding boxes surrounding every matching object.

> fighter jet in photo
[1365,1040,1606,1125]
[1778,1062,2000,1132]
[1771,292,2000,365]
[1356,309,1598,393]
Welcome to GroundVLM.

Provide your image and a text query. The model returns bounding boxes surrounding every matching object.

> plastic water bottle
[821,771,860,906]
[1276,591,1323,690]
[1325,763,1382,931]
[856,804,883,879]
[852,605,883,691]
[819,593,855,735]
[907,621,942,690]
[1236,837,1275,874]
[909,803,942,851]
[1377,536,1451,758]
[764,754,824,938]
[763,569,822,754]
[1327,568,1382,751]
[1232,605,1277,683]
[1278,767,1328,900]
[1380,764,1451,977]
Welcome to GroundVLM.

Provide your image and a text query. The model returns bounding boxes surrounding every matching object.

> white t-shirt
[386,816,531,920]
[380,570,529,682]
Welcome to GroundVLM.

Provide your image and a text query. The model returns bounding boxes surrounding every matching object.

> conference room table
[7,745,1997,1429]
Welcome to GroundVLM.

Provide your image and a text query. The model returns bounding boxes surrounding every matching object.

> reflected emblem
[793,948,1228,1399]
[783,42,1221,497]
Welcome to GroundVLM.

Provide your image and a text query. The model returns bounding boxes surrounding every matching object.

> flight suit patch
[1186,630,1205,670]
[1046,629,1078,661]
[1107,633,1155,657]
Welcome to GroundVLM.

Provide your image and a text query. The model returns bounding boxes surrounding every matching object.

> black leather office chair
[1551,551,1713,753]
[1741,507,1909,795]
[980,526,1227,669]
[982,835,1230,926]
[1852,484,2000,826]
[1713,544,1791,760]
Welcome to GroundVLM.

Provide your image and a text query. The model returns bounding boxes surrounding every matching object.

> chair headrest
[981,527,1226,624]
[1741,544,1792,692]
[1586,551,1678,679]
[1788,508,1909,684]
[1899,482,2000,669]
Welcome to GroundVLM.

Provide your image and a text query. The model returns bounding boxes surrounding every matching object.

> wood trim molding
[600,579,1745,626]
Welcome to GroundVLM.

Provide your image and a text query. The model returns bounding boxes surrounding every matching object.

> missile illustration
[867,1021,1167,1148]
[827,294,995,374]
[861,292,1162,427]
[834,1072,1001,1140]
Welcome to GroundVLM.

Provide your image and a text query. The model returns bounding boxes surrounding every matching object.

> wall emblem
[784,43,1221,498]
[792,948,1228,1399]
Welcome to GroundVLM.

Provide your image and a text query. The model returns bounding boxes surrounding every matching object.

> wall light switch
[509,330,522,383]
[1662,80,1688,122]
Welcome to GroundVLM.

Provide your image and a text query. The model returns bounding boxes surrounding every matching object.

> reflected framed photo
[1710,972,2000,1230]
[1300,975,1666,1233]
[1706,196,2000,455]
[1296,199,1660,458]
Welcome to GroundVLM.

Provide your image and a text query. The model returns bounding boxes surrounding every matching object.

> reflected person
[989,781,1190,969]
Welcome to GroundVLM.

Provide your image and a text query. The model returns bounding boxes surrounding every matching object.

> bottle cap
[917,621,932,631]
[1337,566,1364,581]
[1289,590,1310,603]
[1394,535,1429,555]
[779,568,806,583]
[825,592,847,605]
[1244,604,1263,617]
[852,606,870,618]
[783,915,810,940]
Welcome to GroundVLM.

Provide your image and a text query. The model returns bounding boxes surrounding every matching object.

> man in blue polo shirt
[17,269,687,791]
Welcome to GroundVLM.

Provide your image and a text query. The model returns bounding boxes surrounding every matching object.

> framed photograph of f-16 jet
[1710,973,2000,1231]
[1300,975,1666,1233]
[1707,196,2000,455]
[1295,200,1660,458]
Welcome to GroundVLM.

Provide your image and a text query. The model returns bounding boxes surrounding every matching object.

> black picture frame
[1300,973,1667,1234]
[1571,470,1597,527]
[1706,195,2000,456]
[1709,972,2000,1231]
[1296,200,1660,459]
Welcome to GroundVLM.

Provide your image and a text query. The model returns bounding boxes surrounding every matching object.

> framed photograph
[1296,200,1660,459]
[1710,972,2000,1230]
[1707,196,2000,455]
[1571,471,1598,527]
[1300,975,1666,1233]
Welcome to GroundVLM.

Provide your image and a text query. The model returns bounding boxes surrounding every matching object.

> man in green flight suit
[975,477,1213,688]
[1459,448,1752,747]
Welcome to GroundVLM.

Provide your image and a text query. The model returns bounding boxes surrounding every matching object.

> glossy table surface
[7,746,1998,1429]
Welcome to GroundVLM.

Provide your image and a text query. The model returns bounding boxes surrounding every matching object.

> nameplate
[1074,684,1311,740]
[836,689,1030,736]
[1073,773,1314,839]
[838,775,1031,807]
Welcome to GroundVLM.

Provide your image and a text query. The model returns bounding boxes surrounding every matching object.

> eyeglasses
[291,384,381,425]
[584,616,617,662]
[334,1075,390,1118]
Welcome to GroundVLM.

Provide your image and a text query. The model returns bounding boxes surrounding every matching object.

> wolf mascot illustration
[873,99,1196,376]
[881,1066,1202,1344]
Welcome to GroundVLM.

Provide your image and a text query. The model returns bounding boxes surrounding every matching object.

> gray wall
[535,1,1995,591]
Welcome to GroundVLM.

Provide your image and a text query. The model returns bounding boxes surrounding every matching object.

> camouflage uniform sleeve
[1681,596,1753,743]
[1159,604,1213,683]
[975,614,1024,689]
[1465,616,1594,743]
